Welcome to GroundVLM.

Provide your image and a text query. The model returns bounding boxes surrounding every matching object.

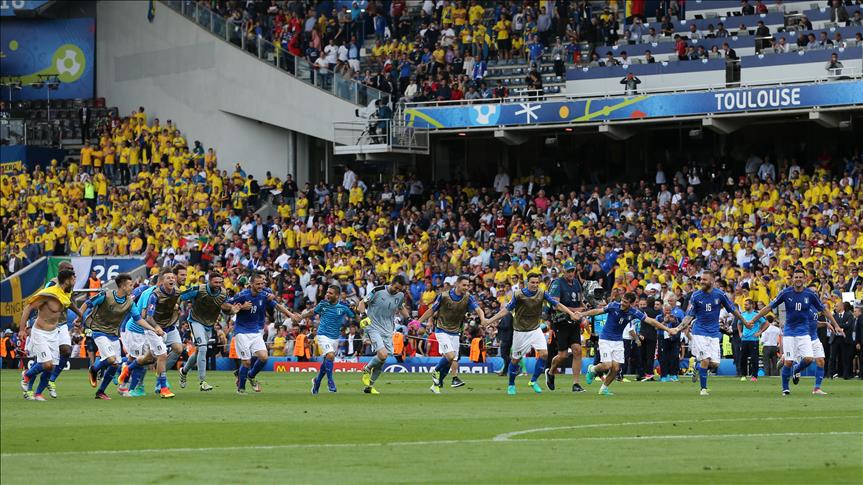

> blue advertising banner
[0,145,66,173]
[0,258,47,329]
[45,256,146,290]
[0,17,95,99]
[404,80,863,129]
[0,0,48,16]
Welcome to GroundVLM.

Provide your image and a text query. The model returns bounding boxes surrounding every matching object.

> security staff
[545,260,586,392]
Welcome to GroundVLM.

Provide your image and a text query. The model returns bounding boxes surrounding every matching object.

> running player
[747,268,842,396]
[358,275,409,395]
[18,269,76,401]
[676,270,748,396]
[79,273,154,400]
[229,273,299,394]
[162,264,188,386]
[485,272,579,395]
[416,275,486,394]
[579,292,677,395]
[116,276,157,393]
[40,261,83,398]
[545,260,586,393]
[295,284,356,394]
[178,272,239,391]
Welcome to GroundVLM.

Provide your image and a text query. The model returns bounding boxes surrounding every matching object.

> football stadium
[1,0,862,483]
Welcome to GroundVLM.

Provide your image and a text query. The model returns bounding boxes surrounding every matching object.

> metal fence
[333,119,429,155]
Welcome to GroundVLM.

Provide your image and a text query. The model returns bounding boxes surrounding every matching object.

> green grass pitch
[2,370,861,484]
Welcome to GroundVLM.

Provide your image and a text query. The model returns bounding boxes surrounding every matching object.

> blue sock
[781,365,792,391]
[815,365,824,389]
[238,365,249,390]
[531,358,546,383]
[249,358,266,378]
[508,361,519,386]
[25,362,44,380]
[315,362,327,384]
[697,363,708,389]
[249,356,258,370]
[92,358,109,372]
[129,366,145,390]
[50,355,68,382]
[99,365,118,393]
[156,373,167,390]
[324,360,334,383]
[35,370,51,394]
[793,360,812,375]
[435,357,450,382]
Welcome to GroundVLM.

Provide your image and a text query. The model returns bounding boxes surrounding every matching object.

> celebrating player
[579,292,677,395]
[79,273,154,400]
[545,260,586,393]
[295,284,356,394]
[178,272,239,391]
[416,275,486,394]
[228,273,299,394]
[358,275,409,394]
[676,270,748,396]
[41,261,83,398]
[18,269,76,401]
[486,272,578,395]
[747,268,842,396]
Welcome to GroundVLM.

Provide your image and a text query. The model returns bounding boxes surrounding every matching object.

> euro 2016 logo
[52,44,86,83]
[470,105,499,126]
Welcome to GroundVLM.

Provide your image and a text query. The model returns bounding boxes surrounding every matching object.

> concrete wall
[96,0,355,182]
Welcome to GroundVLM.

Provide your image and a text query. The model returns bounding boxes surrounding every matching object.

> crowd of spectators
[2,101,863,376]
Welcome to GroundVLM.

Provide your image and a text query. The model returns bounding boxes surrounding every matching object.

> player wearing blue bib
[295,284,357,394]
[677,271,747,396]
[228,273,299,394]
[416,276,486,394]
[749,268,842,395]
[578,292,675,395]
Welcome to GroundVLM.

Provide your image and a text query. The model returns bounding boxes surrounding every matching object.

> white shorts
[811,338,825,360]
[125,332,148,358]
[145,330,168,356]
[56,325,71,347]
[316,335,339,356]
[690,335,721,363]
[784,335,814,362]
[162,326,181,347]
[94,334,122,361]
[598,339,625,364]
[512,328,547,359]
[28,327,60,365]
[235,332,266,360]
[436,331,461,356]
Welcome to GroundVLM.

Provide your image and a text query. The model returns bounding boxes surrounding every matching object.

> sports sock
[50,355,68,382]
[508,361,519,386]
[781,365,792,391]
[182,350,197,373]
[435,357,450,383]
[324,360,334,383]
[166,349,181,371]
[814,365,824,389]
[128,366,144,390]
[156,373,167,390]
[248,357,266,378]
[531,358,546,383]
[697,363,708,389]
[365,355,384,372]
[99,365,118,393]
[371,366,383,383]
[315,361,327,385]
[600,383,608,392]
[249,356,259,370]
[238,365,249,390]
[35,370,51,394]
[92,358,110,372]
[25,362,44,380]
[793,360,812,375]
[196,347,208,382]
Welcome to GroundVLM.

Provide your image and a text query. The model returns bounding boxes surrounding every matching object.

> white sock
[600,384,608,391]
[588,365,595,373]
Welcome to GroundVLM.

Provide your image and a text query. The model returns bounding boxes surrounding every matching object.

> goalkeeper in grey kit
[358,275,410,394]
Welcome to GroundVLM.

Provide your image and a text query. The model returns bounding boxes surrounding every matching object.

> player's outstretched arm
[416,306,436,325]
[644,316,675,335]
[575,308,605,320]
[748,304,774,327]
[677,315,695,332]
[135,318,163,336]
[485,306,509,326]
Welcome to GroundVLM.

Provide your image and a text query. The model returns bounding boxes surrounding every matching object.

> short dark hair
[208,272,223,281]
[793,267,806,276]
[159,268,175,278]
[58,261,74,272]
[57,269,75,285]
[172,264,187,273]
[250,273,266,282]
[328,284,342,293]
[391,275,407,286]
[115,273,132,287]
[623,292,637,303]
[456,275,470,284]
[526,272,541,281]
[702,270,715,278]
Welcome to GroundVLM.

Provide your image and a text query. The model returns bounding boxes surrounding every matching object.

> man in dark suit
[845,266,861,293]
[78,104,91,143]
[830,302,855,379]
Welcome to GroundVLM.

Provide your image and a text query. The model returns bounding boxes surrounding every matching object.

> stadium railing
[333,118,429,155]
[161,0,386,107]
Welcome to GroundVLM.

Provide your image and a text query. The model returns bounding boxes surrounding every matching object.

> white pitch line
[492,414,860,441]
[1,423,860,459]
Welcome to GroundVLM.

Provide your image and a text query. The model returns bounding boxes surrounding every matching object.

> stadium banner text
[46,256,146,290]
[403,80,863,129]
[0,0,48,16]
[0,17,95,99]
[0,145,66,173]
